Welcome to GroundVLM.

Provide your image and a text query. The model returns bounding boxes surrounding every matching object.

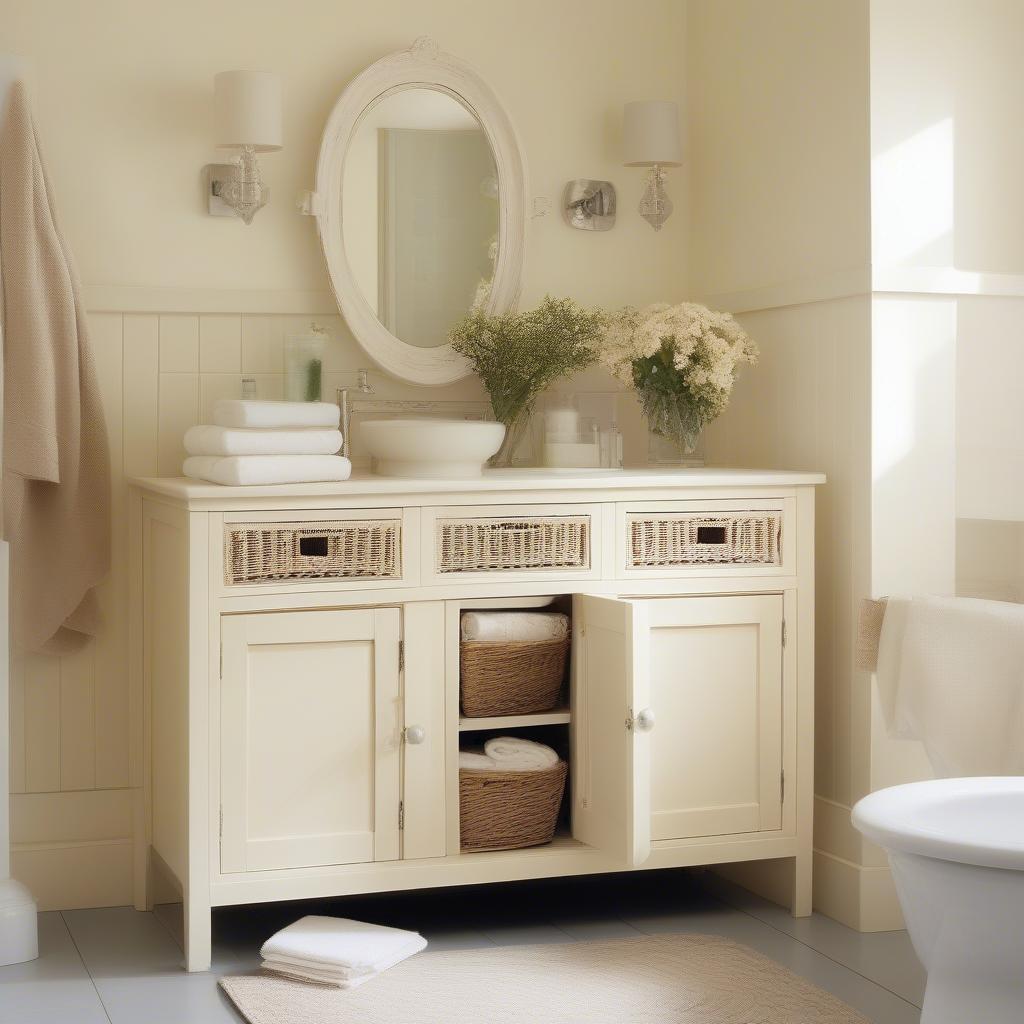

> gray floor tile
[12,874,927,1024]
[0,912,109,1024]
[63,907,185,977]
[700,875,927,1007]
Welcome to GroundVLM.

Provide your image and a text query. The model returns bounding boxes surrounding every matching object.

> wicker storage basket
[459,761,568,852]
[460,636,569,718]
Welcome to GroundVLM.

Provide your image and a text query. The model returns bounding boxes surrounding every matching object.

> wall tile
[159,315,199,372]
[241,315,283,372]
[122,315,160,477]
[199,314,242,372]
[157,373,199,476]
[200,373,242,424]
[250,373,284,400]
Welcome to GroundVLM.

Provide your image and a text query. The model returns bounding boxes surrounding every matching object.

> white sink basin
[360,418,506,478]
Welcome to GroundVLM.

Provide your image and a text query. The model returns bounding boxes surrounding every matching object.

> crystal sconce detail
[205,70,282,225]
[623,100,682,231]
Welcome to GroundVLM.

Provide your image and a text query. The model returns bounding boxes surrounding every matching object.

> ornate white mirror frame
[314,37,528,386]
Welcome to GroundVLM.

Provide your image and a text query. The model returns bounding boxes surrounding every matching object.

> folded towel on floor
[184,425,342,457]
[259,916,426,988]
[460,611,569,643]
[183,454,351,486]
[876,596,1024,776]
[483,736,559,771]
[213,399,341,430]
[458,750,500,772]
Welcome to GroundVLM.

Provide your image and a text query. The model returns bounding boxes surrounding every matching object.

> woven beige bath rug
[219,934,868,1023]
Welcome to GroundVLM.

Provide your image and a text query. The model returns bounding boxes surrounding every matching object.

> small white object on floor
[460,611,569,643]
[213,399,341,430]
[183,425,343,457]
[260,915,426,989]
[876,595,1024,776]
[183,454,351,487]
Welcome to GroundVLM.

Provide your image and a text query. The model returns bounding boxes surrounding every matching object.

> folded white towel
[483,736,559,771]
[183,454,352,487]
[213,399,341,430]
[184,425,343,457]
[259,916,426,987]
[876,596,1024,777]
[458,750,500,772]
[460,612,569,643]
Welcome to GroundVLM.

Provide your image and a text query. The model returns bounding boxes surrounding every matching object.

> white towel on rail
[182,454,351,486]
[260,916,426,988]
[212,399,340,430]
[184,425,343,457]
[460,612,569,643]
[876,596,1024,776]
[483,736,559,771]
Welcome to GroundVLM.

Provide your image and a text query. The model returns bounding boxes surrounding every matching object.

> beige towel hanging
[0,81,110,653]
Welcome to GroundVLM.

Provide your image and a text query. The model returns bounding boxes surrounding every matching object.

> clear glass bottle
[285,323,328,402]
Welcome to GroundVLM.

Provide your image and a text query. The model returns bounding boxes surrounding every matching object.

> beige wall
[686,0,870,301]
[2,0,687,909]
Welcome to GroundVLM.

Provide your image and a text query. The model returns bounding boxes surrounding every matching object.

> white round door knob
[404,725,426,745]
[635,708,655,732]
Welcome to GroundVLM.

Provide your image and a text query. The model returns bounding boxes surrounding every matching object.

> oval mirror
[316,39,527,385]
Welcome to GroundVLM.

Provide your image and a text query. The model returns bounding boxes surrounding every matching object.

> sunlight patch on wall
[872,118,954,267]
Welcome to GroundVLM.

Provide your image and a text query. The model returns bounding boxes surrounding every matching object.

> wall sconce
[623,100,682,231]
[205,70,282,224]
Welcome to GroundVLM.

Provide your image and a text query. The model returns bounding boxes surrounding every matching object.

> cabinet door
[220,608,401,873]
[571,595,652,867]
[645,595,784,840]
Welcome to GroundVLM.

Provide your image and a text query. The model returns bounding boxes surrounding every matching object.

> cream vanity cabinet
[130,469,822,971]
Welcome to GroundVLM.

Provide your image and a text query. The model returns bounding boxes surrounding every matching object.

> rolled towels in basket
[184,425,342,457]
[260,915,426,989]
[459,737,559,773]
[460,611,569,643]
[183,454,351,487]
[213,399,340,430]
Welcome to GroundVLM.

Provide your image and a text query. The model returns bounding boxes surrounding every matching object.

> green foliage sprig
[448,296,606,426]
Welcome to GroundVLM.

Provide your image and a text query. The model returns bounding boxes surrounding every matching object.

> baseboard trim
[11,838,133,912]
[813,848,905,932]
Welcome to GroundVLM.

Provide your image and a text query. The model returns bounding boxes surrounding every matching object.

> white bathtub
[853,777,1024,1024]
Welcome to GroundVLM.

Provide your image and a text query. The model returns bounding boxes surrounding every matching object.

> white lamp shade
[214,70,282,152]
[623,100,681,167]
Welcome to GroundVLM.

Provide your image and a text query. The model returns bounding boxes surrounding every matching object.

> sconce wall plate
[205,163,244,218]
[563,179,616,230]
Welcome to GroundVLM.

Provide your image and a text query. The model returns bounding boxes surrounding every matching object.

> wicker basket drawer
[224,519,402,585]
[626,510,782,568]
[436,515,591,575]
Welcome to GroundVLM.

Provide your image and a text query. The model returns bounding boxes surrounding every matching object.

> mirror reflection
[342,88,500,349]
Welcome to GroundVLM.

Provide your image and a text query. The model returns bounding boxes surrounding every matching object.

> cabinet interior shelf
[458,707,571,732]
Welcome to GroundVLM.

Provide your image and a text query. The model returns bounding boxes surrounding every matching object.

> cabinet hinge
[398,640,405,672]
[219,806,223,839]
[398,800,405,831]
[780,770,786,805]
[781,619,787,648]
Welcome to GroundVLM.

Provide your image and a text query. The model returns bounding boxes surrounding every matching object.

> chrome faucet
[336,369,374,458]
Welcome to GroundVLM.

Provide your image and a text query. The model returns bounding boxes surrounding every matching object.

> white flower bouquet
[599,302,758,455]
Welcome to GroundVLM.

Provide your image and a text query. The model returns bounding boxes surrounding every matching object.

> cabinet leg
[184,896,212,972]
[791,852,813,917]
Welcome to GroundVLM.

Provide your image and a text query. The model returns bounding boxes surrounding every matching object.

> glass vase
[640,386,707,465]
[489,405,534,468]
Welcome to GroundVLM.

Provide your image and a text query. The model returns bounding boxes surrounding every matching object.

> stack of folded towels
[459,611,569,643]
[182,400,351,486]
[259,915,427,988]
[459,736,560,772]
